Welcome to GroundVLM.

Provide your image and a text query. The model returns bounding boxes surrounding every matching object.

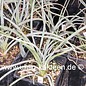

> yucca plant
[0,0,86,86]
[0,33,18,57]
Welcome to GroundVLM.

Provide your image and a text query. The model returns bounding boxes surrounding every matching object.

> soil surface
[0,45,20,66]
